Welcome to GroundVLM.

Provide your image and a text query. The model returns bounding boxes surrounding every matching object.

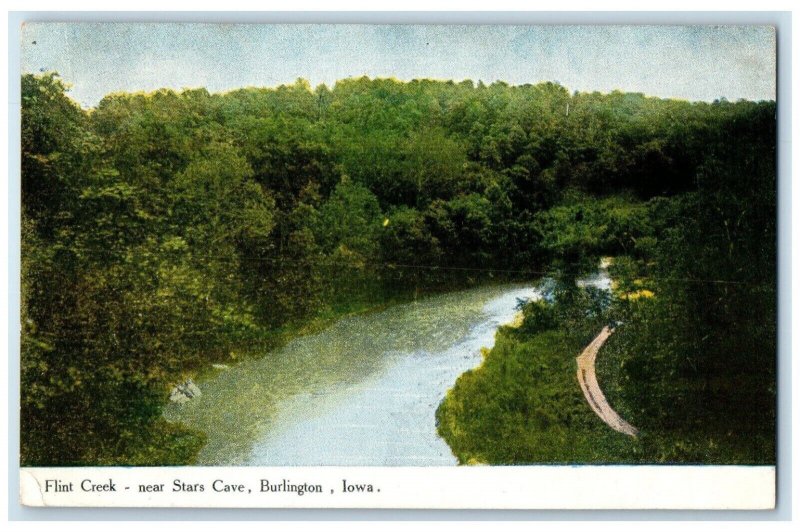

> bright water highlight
[164,283,540,465]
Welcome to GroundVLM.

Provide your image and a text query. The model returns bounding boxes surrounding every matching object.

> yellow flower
[621,289,655,300]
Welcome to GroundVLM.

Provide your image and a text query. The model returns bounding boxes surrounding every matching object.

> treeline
[21,73,775,465]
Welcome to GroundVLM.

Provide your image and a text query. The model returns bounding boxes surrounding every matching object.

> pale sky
[21,23,776,108]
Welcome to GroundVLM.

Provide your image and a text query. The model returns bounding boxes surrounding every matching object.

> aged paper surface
[20,467,776,509]
[19,23,777,509]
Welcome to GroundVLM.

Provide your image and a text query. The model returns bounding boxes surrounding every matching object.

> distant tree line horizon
[21,72,776,465]
[60,75,771,110]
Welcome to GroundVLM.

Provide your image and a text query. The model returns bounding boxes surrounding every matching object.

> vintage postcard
[17,22,777,509]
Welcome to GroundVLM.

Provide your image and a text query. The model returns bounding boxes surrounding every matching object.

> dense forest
[21,73,775,465]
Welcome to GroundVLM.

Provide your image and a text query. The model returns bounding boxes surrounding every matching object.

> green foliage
[313,179,383,257]
[379,206,442,286]
[21,72,775,465]
[436,292,629,464]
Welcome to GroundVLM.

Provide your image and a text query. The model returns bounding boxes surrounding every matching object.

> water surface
[164,283,540,465]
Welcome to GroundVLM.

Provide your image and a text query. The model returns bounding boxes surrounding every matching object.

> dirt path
[576,326,638,437]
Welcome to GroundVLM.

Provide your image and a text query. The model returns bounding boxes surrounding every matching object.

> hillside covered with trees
[21,73,775,465]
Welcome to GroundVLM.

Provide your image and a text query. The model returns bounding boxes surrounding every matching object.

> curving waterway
[164,283,542,466]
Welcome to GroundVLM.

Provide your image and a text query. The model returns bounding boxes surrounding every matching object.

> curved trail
[576,326,638,437]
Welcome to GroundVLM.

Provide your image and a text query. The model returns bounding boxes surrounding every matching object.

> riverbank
[164,282,539,465]
[436,258,776,465]
[436,266,638,464]
[148,273,530,464]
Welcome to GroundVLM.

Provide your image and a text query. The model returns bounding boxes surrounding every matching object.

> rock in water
[170,379,202,404]
[185,379,202,397]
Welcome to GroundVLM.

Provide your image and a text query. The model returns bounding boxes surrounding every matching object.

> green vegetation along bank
[437,178,776,465]
[22,73,775,465]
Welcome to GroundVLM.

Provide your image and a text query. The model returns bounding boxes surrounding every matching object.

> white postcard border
[20,466,775,509]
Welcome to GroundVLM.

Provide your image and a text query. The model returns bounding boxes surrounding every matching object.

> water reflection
[164,283,539,465]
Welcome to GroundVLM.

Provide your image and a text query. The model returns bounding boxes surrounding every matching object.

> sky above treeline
[21,23,776,108]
